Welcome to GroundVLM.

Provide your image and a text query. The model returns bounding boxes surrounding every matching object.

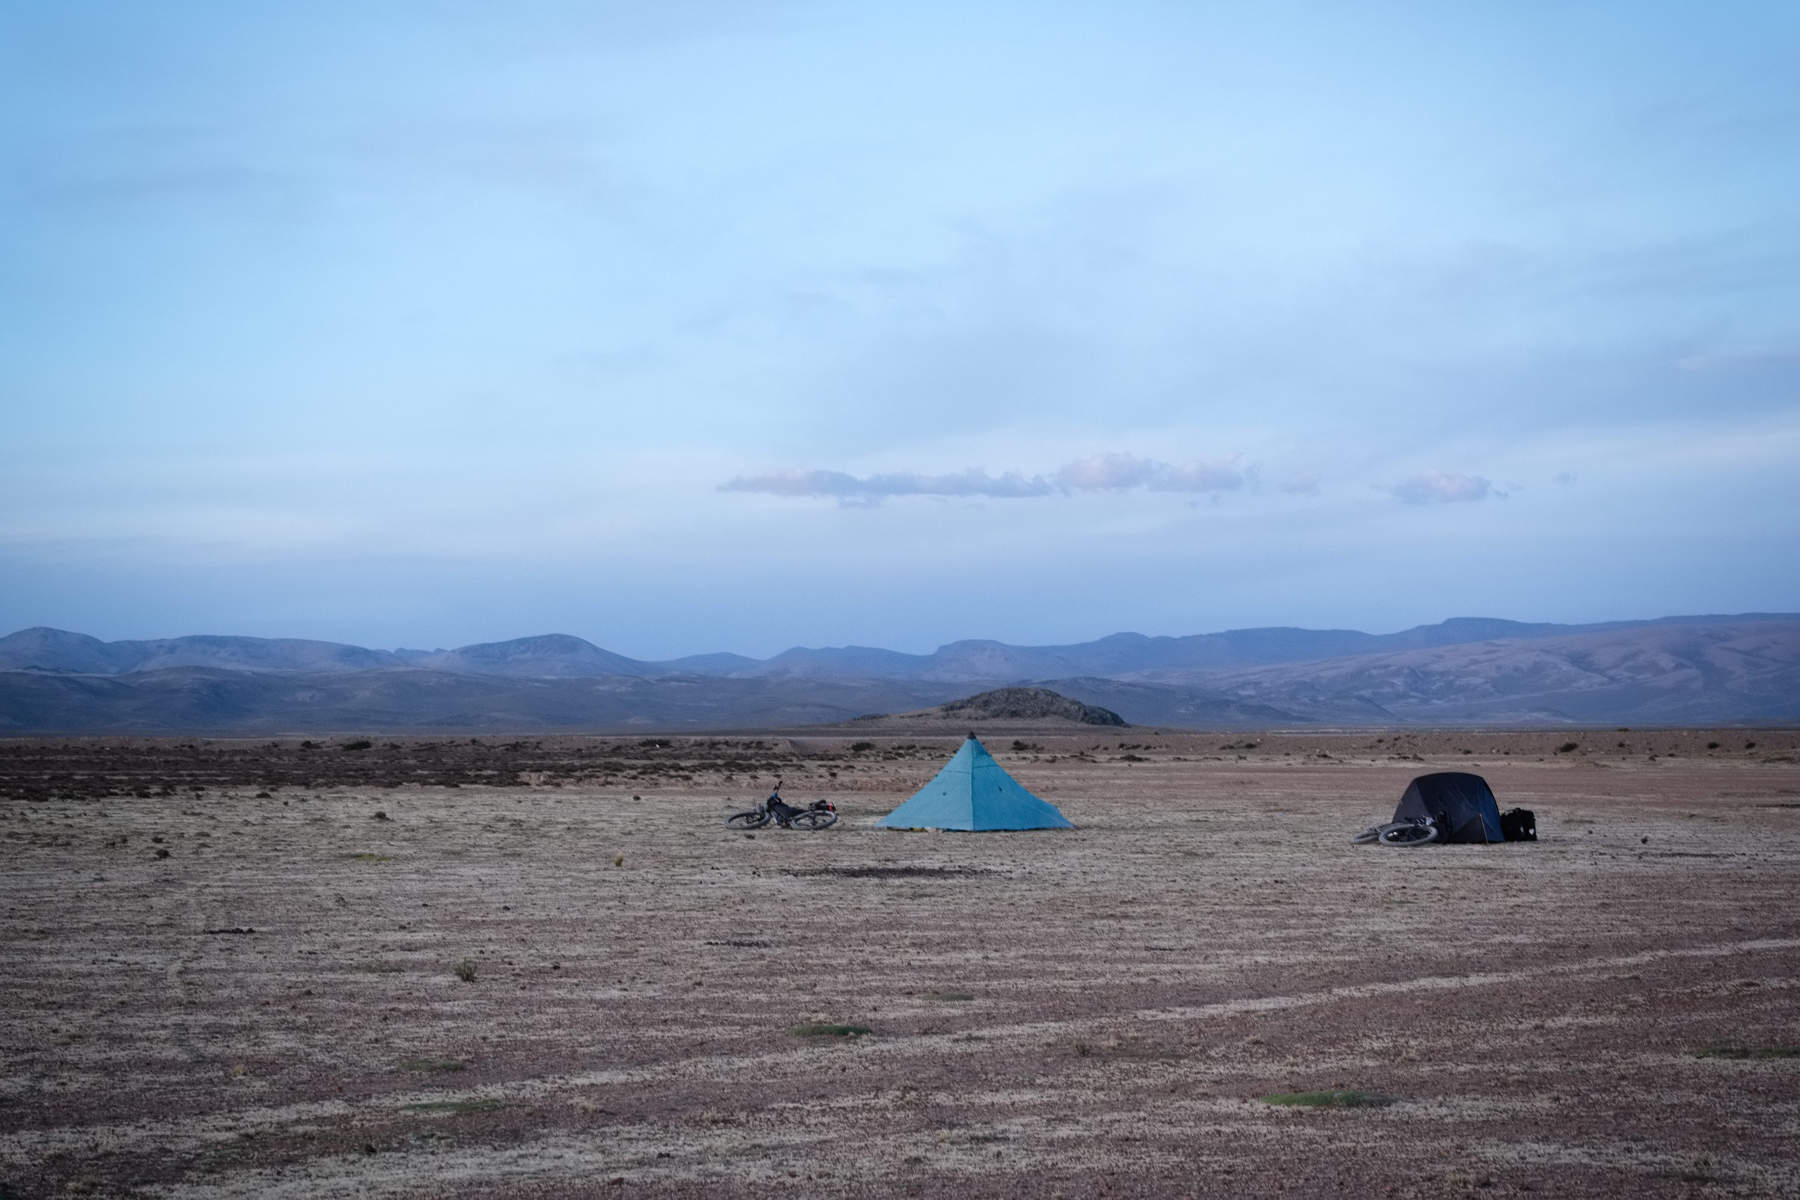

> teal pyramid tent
[877,735,1074,831]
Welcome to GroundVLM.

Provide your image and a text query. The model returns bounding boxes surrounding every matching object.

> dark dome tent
[1393,772,1504,844]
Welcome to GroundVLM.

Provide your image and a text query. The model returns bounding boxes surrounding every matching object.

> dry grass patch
[1693,1045,1800,1060]
[405,1098,506,1115]
[1261,1090,1397,1108]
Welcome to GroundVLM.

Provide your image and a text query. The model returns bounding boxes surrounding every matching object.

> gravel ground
[2,728,1797,1198]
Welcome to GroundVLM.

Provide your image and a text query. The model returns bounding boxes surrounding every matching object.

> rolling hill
[1,614,1794,732]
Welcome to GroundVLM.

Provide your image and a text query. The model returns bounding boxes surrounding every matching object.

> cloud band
[720,453,1248,502]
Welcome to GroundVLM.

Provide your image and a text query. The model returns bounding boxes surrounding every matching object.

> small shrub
[343,739,374,751]
[453,959,478,983]
[1707,741,1721,750]
[613,854,624,867]
[398,1058,468,1073]
[1694,1045,1800,1060]
[1261,1090,1395,1108]
[1557,742,1579,754]
[406,1098,504,1114]
[850,741,875,752]
[789,1022,870,1038]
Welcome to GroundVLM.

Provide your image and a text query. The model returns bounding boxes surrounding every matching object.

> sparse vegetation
[787,865,993,879]
[850,741,875,752]
[1694,1045,1800,1060]
[1261,1090,1395,1108]
[789,1022,870,1038]
[406,1098,505,1114]
[1667,1152,1723,1184]
[6,726,1800,1200]
[1557,742,1580,753]
[342,739,373,751]
[453,959,478,983]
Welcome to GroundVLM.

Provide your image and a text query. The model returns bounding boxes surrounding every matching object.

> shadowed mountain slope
[2,614,1795,731]
[0,628,397,674]
[741,614,1797,682]
[0,669,970,735]
[411,634,653,679]
[1134,618,1800,725]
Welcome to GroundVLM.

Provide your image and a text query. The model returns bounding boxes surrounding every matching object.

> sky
[3,0,1797,658]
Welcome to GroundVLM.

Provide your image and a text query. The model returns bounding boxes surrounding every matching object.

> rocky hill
[930,687,1125,726]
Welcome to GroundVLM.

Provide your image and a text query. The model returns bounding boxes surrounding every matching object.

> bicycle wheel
[1351,825,1382,845]
[787,809,838,831]
[1378,822,1439,847]
[725,810,769,830]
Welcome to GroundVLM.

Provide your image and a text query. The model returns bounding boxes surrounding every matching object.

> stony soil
[2,728,1798,1198]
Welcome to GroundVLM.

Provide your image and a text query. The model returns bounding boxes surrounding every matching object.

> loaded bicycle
[1351,816,1440,847]
[724,781,838,831]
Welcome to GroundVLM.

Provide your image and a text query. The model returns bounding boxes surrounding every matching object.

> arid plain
[3,728,1798,1198]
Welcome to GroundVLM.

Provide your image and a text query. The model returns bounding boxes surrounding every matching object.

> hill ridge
[2,615,1795,731]
[7,612,1794,682]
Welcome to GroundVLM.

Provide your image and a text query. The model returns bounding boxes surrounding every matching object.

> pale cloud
[718,467,1053,501]
[1279,472,1322,496]
[1675,344,1800,372]
[1055,453,1247,493]
[1389,471,1493,505]
[722,454,1248,503]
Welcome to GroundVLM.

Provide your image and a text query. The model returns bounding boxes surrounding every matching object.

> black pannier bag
[1499,807,1537,841]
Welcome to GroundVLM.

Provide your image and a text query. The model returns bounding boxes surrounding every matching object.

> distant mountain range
[1,614,1795,732]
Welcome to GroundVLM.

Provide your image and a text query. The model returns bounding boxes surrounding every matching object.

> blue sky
[3,1,1797,657]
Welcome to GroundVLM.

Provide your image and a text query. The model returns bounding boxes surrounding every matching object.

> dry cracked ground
[2,728,1798,1198]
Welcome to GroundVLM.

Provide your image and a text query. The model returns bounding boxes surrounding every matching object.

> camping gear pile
[715,741,1539,846]
[1353,772,1537,847]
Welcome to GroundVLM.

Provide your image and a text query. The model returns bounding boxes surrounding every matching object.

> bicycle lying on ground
[724,798,838,831]
[1351,817,1440,847]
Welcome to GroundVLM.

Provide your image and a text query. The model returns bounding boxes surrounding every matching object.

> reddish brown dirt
[2,728,1798,1198]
